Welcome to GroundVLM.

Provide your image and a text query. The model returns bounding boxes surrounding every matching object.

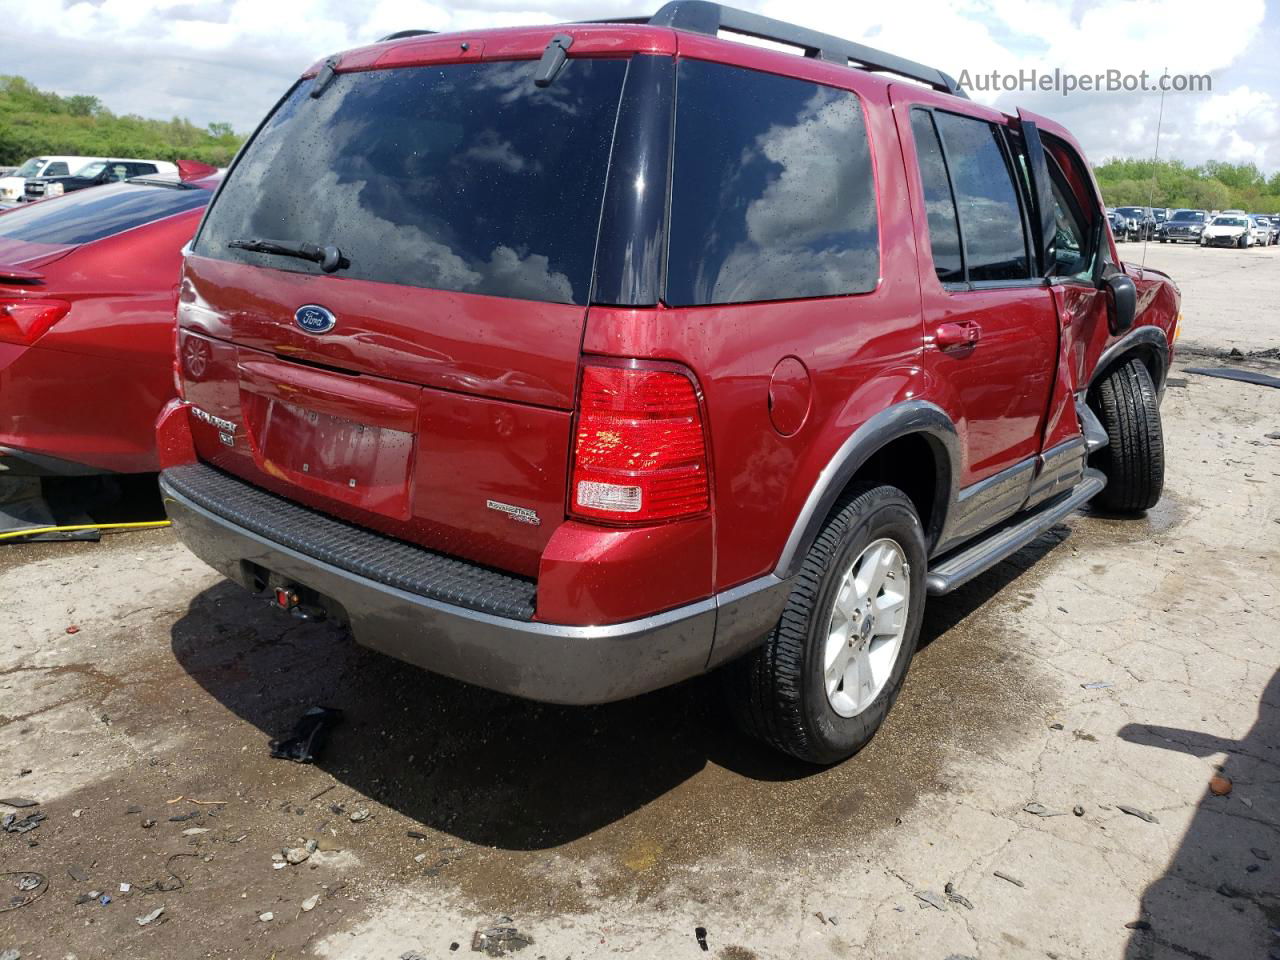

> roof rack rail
[646,1,966,98]
[377,29,437,42]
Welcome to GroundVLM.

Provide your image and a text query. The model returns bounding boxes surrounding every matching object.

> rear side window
[195,59,628,306]
[931,112,1029,282]
[909,110,963,283]
[666,59,879,306]
[0,182,209,245]
[44,162,69,177]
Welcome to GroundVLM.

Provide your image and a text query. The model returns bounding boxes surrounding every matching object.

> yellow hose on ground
[0,520,172,541]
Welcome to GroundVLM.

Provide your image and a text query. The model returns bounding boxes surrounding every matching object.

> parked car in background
[0,172,218,476]
[1159,209,1209,243]
[22,159,178,202]
[1249,215,1277,245]
[1201,214,1252,247]
[1107,208,1130,241]
[157,3,1179,764]
[1114,206,1157,241]
[0,156,110,205]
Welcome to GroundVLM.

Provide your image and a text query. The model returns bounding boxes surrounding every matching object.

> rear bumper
[161,467,790,705]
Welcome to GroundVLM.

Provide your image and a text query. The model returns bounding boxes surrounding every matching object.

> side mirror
[1104,272,1137,335]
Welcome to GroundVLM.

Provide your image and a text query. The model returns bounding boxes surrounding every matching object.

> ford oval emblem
[294,304,336,335]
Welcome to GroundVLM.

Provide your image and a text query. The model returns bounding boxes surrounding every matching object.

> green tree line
[1095,157,1280,214]
[0,76,243,168]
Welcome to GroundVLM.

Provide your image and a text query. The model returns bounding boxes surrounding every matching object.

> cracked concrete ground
[1,248,1278,959]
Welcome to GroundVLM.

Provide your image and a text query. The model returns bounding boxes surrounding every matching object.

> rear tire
[1090,357,1165,513]
[724,484,926,764]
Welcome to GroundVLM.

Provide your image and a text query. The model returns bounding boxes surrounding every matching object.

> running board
[925,468,1106,595]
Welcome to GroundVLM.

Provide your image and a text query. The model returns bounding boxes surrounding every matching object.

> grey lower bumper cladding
[159,468,790,705]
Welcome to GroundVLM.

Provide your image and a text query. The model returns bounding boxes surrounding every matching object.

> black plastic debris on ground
[471,919,533,956]
[270,707,344,764]
[1186,367,1280,389]
[1,812,45,835]
[695,926,709,951]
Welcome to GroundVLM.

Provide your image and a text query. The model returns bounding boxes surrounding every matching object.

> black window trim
[994,124,1038,277]
[910,107,966,285]
[915,105,1046,293]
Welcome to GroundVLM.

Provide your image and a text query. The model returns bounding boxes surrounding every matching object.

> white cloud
[1,0,1276,169]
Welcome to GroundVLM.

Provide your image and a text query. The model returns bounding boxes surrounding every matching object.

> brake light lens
[570,363,710,523]
[0,299,71,346]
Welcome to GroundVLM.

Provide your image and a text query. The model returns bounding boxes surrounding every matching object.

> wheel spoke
[853,543,884,598]
[821,537,912,720]
[833,571,861,619]
[824,629,850,674]
[841,649,863,707]
[873,586,907,635]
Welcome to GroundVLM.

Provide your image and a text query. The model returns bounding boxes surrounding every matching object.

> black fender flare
[773,400,960,579]
[1089,326,1170,393]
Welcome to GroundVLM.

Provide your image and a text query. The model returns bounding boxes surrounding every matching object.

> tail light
[0,299,71,346]
[570,362,710,524]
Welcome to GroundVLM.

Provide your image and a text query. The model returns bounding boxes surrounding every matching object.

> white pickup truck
[0,156,109,204]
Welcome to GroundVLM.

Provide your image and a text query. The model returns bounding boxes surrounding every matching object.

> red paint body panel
[0,189,213,473]
[180,256,583,410]
[536,517,713,624]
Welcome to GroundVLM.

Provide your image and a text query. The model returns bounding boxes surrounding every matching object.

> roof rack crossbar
[647,0,967,98]
[377,29,437,42]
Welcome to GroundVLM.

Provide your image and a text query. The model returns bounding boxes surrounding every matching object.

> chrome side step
[925,468,1106,595]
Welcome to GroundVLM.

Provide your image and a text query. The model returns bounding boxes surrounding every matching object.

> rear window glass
[666,59,879,306]
[195,59,628,306]
[0,182,210,245]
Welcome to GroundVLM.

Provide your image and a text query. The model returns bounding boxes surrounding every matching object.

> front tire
[725,484,926,764]
[1090,358,1165,513]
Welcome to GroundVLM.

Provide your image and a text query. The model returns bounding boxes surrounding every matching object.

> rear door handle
[936,321,982,351]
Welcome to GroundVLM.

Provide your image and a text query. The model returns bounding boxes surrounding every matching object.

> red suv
[158,2,1179,763]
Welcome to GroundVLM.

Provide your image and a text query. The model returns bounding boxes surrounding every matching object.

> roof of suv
[306,1,968,102]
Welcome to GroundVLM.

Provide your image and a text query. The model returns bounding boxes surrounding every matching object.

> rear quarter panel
[583,54,926,593]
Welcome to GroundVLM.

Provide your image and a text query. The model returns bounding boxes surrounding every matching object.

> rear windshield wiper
[228,237,347,273]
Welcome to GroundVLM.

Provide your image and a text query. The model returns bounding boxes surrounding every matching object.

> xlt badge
[486,500,541,526]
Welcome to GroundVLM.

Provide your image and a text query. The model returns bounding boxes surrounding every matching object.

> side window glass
[45,162,69,177]
[1046,162,1090,278]
[933,112,1030,282]
[666,58,880,306]
[909,109,963,284]
[110,165,129,181]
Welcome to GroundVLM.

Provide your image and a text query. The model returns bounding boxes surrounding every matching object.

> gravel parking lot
[1,244,1277,960]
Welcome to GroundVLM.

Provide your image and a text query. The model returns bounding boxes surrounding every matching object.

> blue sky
[3,0,1277,172]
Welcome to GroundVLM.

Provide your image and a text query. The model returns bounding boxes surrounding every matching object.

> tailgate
[178,260,579,578]
[174,53,635,578]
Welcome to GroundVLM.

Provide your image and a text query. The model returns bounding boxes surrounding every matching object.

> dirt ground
[1,245,1277,960]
